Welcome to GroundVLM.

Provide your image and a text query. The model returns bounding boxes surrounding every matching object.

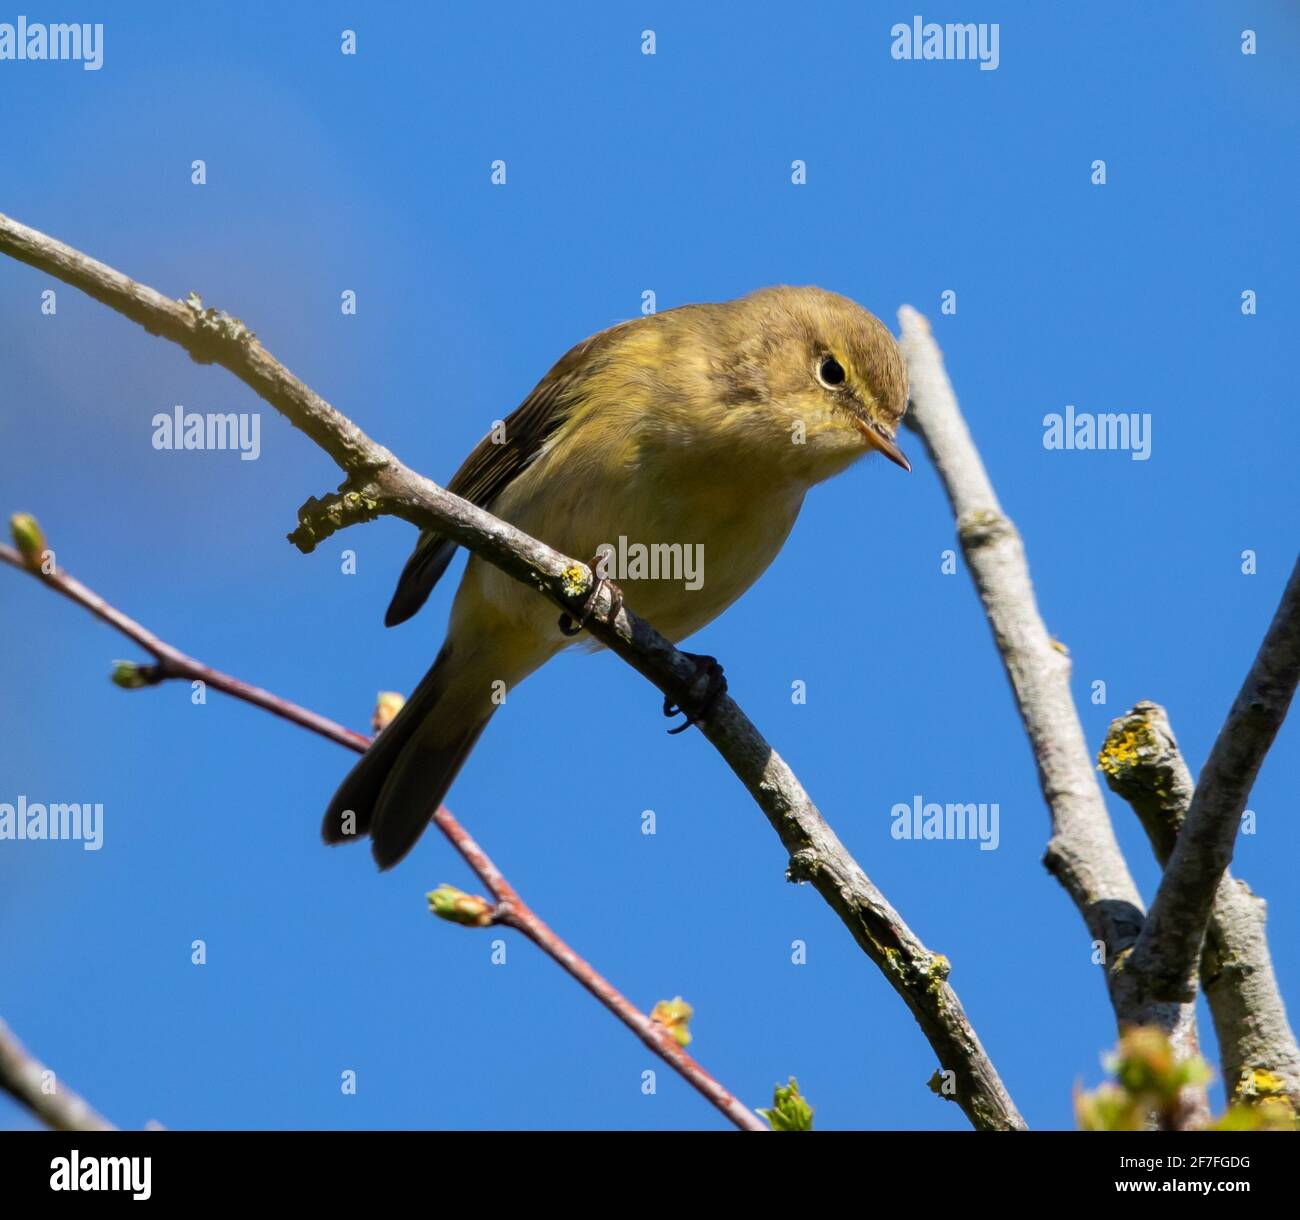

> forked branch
[0,212,1022,1128]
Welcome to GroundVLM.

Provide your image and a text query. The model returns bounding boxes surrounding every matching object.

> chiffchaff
[324,285,909,868]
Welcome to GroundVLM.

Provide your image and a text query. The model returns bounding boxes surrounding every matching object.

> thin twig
[0,1018,115,1131]
[0,544,763,1132]
[1101,702,1300,1111]
[898,306,1209,1128]
[1126,562,1300,1006]
[0,211,1024,1130]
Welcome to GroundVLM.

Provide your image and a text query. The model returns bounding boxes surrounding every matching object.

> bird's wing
[384,323,628,626]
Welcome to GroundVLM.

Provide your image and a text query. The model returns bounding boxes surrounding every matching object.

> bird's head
[713,286,910,483]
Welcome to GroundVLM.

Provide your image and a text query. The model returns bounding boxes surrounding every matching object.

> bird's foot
[663,653,728,735]
[558,555,624,637]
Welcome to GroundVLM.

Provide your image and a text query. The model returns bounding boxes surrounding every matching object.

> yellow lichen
[1098,725,1146,777]
[559,563,590,600]
[923,954,951,1006]
[1238,1068,1290,1102]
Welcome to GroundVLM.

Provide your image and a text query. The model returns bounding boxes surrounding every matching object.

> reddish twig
[0,542,766,1131]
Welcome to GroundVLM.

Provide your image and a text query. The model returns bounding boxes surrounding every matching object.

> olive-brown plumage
[324,286,909,868]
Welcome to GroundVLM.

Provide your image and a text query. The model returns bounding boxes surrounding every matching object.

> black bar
[0,1129,1288,1205]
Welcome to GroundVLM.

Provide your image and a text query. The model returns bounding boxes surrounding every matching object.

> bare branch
[0,1018,115,1131]
[0,215,376,471]
[0,212,1024,1129]
[898,307,1142,950]
[1098,702,1194,864]
[0,543,764,1132]
[1101,702,1300,1111]
[898,305,1208,1127]
[904,306,1138,952]
[1127,562,1300,1005]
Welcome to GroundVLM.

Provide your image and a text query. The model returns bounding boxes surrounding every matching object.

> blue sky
[1,1,1297,1130]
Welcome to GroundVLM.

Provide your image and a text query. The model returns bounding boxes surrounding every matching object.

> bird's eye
[817,355,846,388]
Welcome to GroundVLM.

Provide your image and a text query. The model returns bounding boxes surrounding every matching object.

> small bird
[323,286,910,868]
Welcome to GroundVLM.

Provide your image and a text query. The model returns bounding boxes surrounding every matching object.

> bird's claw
[663,653,727,734]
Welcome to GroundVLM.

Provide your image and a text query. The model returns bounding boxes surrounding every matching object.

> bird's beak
[855,418,911,472]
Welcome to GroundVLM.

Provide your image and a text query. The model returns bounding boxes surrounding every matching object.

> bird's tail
[321,640,495,869]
